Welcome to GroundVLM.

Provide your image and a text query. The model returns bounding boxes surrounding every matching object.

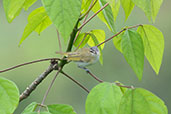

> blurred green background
[0,0,170,114]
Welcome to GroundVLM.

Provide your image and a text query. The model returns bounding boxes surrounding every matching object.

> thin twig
[61,71,89,93]
[38,67,62,112]
[74,0,96,44]
[19,61,58,102]
[87,70,103,83]
[78,3,109,30]
[96,24,143,47]
[56,29,62,52]
[0,58,60,73]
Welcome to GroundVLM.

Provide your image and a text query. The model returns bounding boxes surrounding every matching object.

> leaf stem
[61,71,89,93]
[56,29,62,52]
[87,70,103,83]
[96,24,143,47]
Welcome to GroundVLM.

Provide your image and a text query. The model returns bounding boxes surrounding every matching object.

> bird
[56,46,100,72]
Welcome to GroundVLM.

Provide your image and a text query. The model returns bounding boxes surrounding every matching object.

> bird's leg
[78,66,90,73]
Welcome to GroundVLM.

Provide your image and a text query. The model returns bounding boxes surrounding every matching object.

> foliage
[0,0,167,113]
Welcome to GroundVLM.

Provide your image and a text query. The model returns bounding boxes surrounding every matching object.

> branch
[38,67,62,112]
[96,24,143,47]
[0,58,60,73]
[87,70,103,83]
[61,71,89,93]
[19,61,58,102]
[78,2,109,30]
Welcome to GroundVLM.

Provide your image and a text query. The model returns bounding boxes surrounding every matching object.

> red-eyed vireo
[56,46,100,71]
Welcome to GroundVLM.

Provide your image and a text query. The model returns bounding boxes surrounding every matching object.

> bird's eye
[90,50,96,54]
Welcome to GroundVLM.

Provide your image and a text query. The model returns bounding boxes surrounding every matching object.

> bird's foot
[78,66,90,73]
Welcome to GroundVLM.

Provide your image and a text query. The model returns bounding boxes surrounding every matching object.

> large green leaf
[106,0,120,21]
[121,29,144,80]
[120,0,134,21]
[137,25,164,74]
[0,77,19,114]
[22,102,38,114]
[131,0,163,22]
[118,88,168,114]
[48,104,76,114]
[92,0,116,33]
[23,0,38,11]
[86,82,123,114]
[19,7,52,45]
[42,0,81,42]
[3,0,25,23]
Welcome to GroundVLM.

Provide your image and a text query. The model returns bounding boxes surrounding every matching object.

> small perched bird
[56,46,100,71]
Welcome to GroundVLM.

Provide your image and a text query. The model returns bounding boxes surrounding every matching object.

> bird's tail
[55,52,68,56]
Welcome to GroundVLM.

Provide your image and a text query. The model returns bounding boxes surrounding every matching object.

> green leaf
[22,102,38,114]
[131,0,163,22]
[48,104,76,114]
[121,0,134,21]
[92,0,116,33]
[118,88,168,114]
[106,0,120,21]
[74,33,90,48]
[81,0,93,14]
[86,82,123,114]
[3,0,25,23]
[42,0,81,42]
[19,7,52,45]
[89,30,105,49]
[0,77,19,114]
[113,32,124,53]
[23,0,38,11]
[121,29,144,80]
[137,25,164,74]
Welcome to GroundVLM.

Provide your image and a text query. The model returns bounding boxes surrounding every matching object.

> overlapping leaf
[48,104,77,114]
[22,102,38,114]
[23,0,38,11]
[19,7,52,45]
[121,0,134,21]
[86,82,123,114]
[42,0,81,42]
[121,29,144,80]
[0,77,19,114]
[131,0,163,22]
[106,0,120,21]
[92,0,116,33]
[3,0,25,23]
[118,88,168,114]
[137,25,164,74]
